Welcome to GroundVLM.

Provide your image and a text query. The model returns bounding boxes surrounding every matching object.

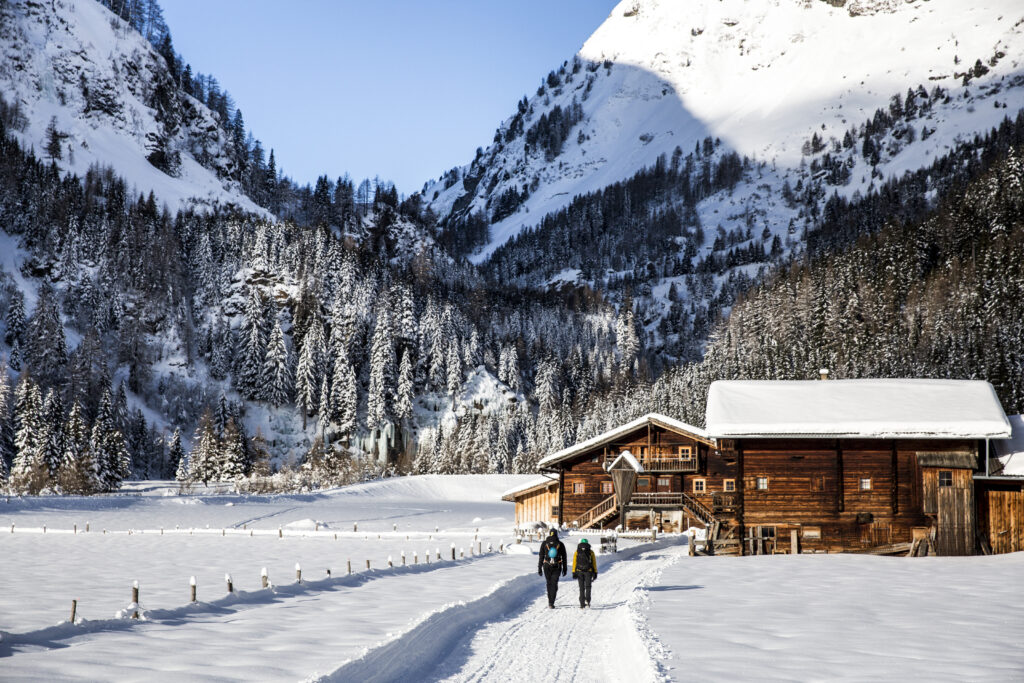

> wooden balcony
[604,454,698,472]
[712,492,739,514]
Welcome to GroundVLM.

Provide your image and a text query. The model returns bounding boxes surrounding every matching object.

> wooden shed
[501,477,560,526]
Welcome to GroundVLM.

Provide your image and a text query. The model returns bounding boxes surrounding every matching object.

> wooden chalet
[536,413,727,535]
[527,377,1024,557]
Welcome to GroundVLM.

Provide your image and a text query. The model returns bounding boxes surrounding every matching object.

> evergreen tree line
[0,368,134,495]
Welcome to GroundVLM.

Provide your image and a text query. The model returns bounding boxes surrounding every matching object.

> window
[657,477,670,488]
[693,479,706,493]
[551,506,560,517]
[859,478,871,491]
[677,446,692,457]
[756,476,769,491]
[572,482,585,494]
[638,477,650,487]
[938,471,953,487]
[810,476,825,492]
[723,479,736,492]
[601,481,613,494]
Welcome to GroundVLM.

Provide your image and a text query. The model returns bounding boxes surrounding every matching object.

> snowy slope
[424,0,1024,263]
[0,0,262,213]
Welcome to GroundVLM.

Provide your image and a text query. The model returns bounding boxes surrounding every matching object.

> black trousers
[576,571,594,606]
[543,563,562,605]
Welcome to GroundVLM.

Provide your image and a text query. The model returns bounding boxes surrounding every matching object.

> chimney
[819,368,830,381]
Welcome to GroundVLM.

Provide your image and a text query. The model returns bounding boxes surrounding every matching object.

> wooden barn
[528,378,1023,557]
[705,378,1014,556]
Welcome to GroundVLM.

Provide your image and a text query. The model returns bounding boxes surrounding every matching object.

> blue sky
[161,1,619,195]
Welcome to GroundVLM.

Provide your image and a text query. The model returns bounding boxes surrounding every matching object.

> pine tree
[237,289,267,399]
[4,290,25,346]
[446,342,462,406]
[41,389,65,480]
[170,428,188,484]
[295,317,326,427]
[367,313,395,432]
[330,347,357,441]
[219,418,247,480]
[24,284,68,385]
[189,412,219,485]
[0,361,13,476]
[263,319,292,408]
[10,377,46,494]
[395,349,414,427]
[59,402,94,494]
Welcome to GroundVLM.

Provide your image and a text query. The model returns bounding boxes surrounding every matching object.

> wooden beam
[557,469,565,527]
[891,440,899,514]
[836,439,845,514]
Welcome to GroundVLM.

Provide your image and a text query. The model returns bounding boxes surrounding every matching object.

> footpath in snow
[320,539,688,682]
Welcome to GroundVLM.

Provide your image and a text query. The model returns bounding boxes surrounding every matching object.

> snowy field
[2,475,1023,682]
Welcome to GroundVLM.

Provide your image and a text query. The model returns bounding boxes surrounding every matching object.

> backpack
[576,544,593,572]
[544,541,560,563]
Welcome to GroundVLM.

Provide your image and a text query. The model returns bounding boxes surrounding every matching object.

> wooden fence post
[190,576,197,602]
[70,599,77,624]
[74,523,77,534]
[388,556,393,568]
[413,552,418,564]
[326,569,331,577]
[85,522,89,532]
[347,559,352,575]
[278,526,283,538]
[460,548,464,559]
[226,573,233,593]
[353,522,358,532]
[451,543,456,560]
[131,581,139,618]
[261,567,269,588]
[401,551,406,565]
[366,559,371,570]
[295,563,302,583]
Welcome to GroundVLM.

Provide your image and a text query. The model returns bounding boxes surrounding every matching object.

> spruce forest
[1,0,1024,496]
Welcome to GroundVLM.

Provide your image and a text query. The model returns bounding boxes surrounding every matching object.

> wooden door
[935,469,974,556]
[636,476,652,493]
[655,476,673,493]
[986,490,1024,554]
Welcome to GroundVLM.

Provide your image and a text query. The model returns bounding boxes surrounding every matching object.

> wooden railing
[712,492,739,513]
[572,495,617,530]
[603,455,698,471]
[640,457,698,472]
[630,491,715,525]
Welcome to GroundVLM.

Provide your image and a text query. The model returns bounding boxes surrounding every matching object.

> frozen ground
[2,475,1023,681]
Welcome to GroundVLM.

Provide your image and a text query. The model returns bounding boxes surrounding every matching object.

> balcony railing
[605,455,698,472]
[712,492,739,513]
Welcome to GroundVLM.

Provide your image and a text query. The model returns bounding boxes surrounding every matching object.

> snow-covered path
[436,542,685,683]
[320,539,688,682]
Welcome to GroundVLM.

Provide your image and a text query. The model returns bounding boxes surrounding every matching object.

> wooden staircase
[572,495,618,530]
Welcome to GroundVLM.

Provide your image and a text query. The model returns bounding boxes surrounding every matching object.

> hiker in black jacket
[538,528,567,608]
[572,538,598,608]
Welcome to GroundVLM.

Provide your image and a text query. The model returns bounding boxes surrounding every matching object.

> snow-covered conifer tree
[395,349,414,428]
[219,419,247,480]
[189,413,219,485]
[237,289,268,399]
[330,347,357,441]
[367,312,395,432]
[446,342,462,406]
[10,377,46,494]
[59,402,94,493]
[263,319,292,408]
[170,429,188,484]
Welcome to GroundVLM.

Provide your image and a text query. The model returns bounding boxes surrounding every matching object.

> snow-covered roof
[500,476,558,501]
[993,415,1024,476]
[537,413,710,469]
[605,450,643,473]
[706,379,1012,439]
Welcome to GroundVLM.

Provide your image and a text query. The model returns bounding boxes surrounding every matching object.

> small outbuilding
[501,477,560,527]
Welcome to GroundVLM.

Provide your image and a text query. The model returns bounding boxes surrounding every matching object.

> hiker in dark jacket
[538,528,567,608]
[572,538,598,608]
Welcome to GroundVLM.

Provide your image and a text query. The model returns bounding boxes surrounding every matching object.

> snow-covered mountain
[0,0,261,213]
[426,0,1024,263]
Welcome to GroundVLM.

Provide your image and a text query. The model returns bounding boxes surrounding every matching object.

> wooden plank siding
[737,438,969,553]
[514,485,559,526]
[979,488,1024,554]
